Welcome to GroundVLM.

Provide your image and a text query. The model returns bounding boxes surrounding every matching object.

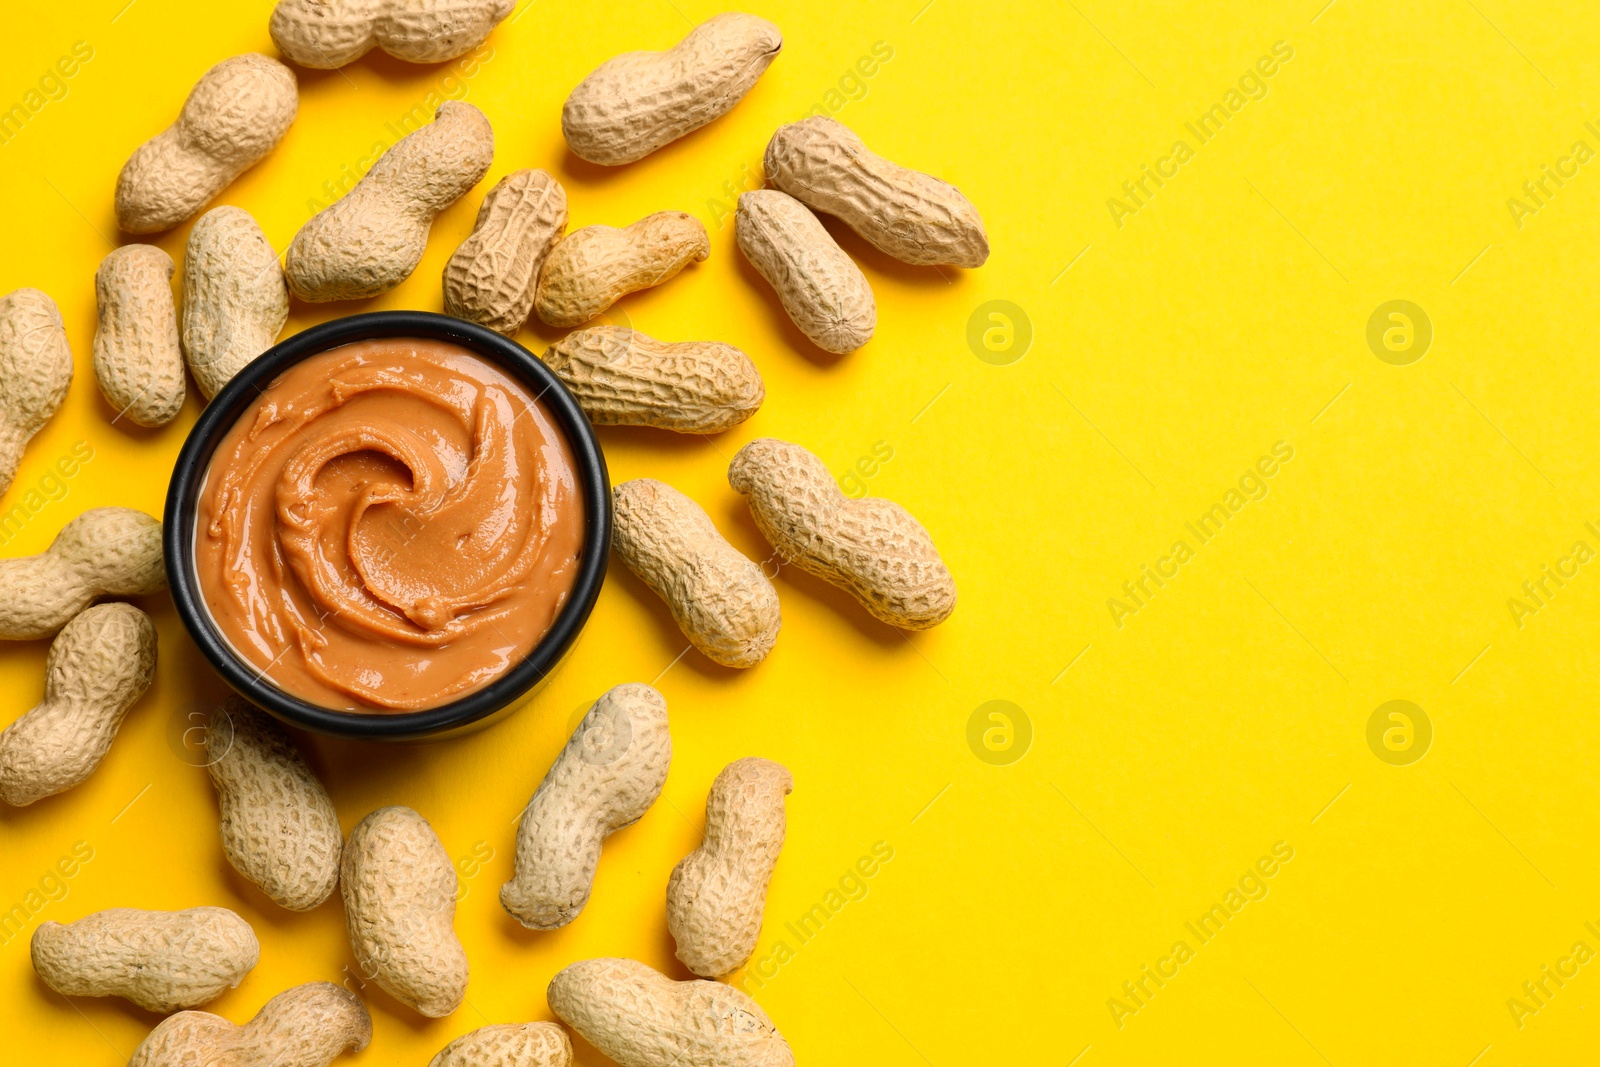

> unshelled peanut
[667,758,792,977]
[130,982,371,1067]
[502,683,671,930]
[736,190,875,354]
[547,957,794,1067]
[205,697,341,911]
[0,603,157,806]
[342,805,468,1017]
[271,0,515,68]
[429,1022,572,1067]
[729,438,956,628]
[443,169,568,335]
[287,101,493,302]
[612,480,779,667]
[115,54,297,234]
[534,211,708,327]
[182,206,288,398]
[541,327,763,433]
[31,906,258,1012]
[764,116,989,267]
[94,244,186,427]
[0,507,166,640]
[562,13,782,165]
[0,288,73,498]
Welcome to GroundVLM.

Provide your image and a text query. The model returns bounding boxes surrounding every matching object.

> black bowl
[165,312,611,741]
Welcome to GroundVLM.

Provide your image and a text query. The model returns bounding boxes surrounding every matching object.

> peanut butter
[196,338,585,711]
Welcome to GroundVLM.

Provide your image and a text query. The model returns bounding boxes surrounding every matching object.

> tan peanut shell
[562,13,783,166]
[612,480,779,667]
[667,758,792,977]
[342,805,468,1017]
[547,957,794,1067]
[764,116,989,267]
[541,327,762,433]
[0,289,73,498]
[182,206,289,399]
[205,697,341,911]
[31,906,258,1012]
[729,438,955,629]
[271,0,515,68]
[0,603,157,806]
[130,981,372,1067]
[287,101,494,302]
[443,169,569,335]
[429,1022,573,1067]
[94,244,186,427]
[735,190,874,354]
[115,54,298,234]
[502,683,670,930]
[0,507,166,640]
[534,211,708,328]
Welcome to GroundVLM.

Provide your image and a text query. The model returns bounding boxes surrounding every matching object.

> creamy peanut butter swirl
[198,338,584,711]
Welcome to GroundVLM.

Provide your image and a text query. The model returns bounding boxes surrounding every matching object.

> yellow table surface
[3,1,1599,1063]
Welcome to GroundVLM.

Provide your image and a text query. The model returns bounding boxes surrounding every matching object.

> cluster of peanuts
[2,3,988,1065]
[30,685,790,1067]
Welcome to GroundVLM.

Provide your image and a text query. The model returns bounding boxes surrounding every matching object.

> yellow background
[2,0,1598,1063]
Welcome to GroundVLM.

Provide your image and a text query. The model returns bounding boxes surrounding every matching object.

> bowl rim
[164,311,611,741]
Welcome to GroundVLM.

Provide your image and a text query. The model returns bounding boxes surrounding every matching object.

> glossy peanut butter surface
[196,338,584,711]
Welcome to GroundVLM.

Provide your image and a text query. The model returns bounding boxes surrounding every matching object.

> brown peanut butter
[196,338,585,711]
